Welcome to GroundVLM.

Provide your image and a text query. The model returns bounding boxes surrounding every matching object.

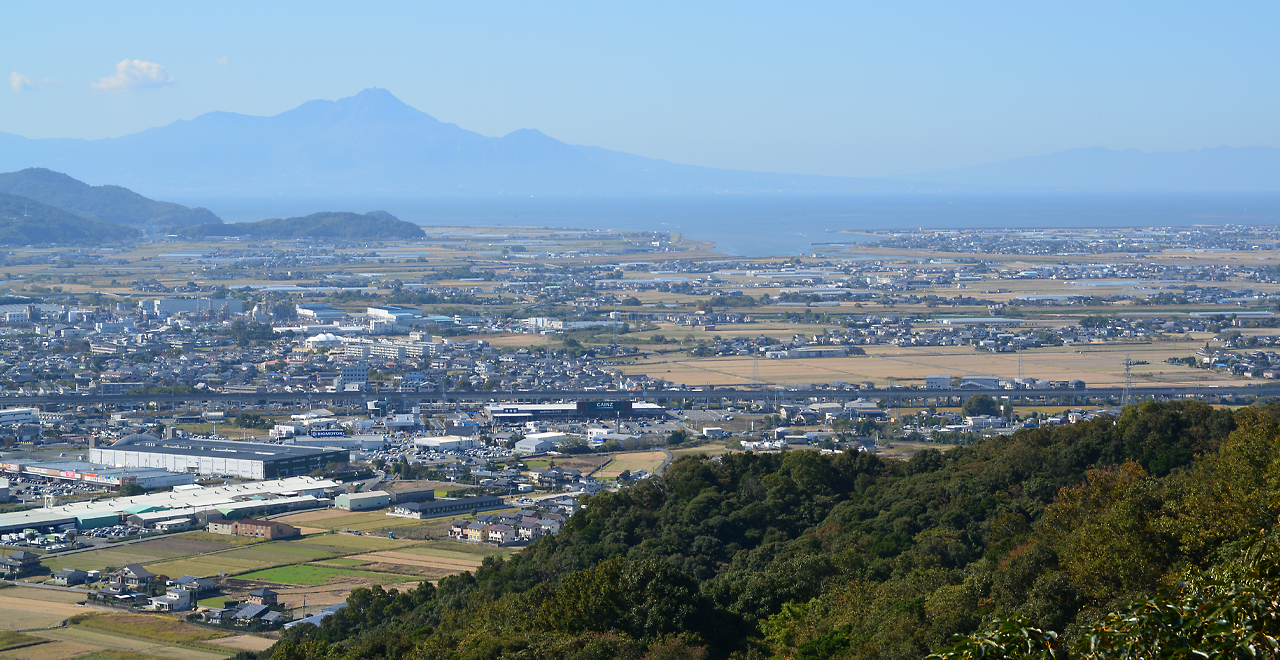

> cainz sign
[576,401,632,414]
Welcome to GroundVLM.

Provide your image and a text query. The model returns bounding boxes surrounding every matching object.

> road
[1,383,1273,408]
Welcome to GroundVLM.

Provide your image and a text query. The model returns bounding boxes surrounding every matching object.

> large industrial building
[0,459,195,490]
[0,476,338,534]
[90,434,349,480]
[483,401,666,424]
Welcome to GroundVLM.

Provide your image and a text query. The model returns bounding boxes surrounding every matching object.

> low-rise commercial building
[206,517,299,539]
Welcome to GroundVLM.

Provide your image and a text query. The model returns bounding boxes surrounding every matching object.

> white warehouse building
[90,434,349,480]
[0,408,40,425]
[925,375,952,390]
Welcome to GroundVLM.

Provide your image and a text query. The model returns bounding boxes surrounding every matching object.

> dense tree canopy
[244,400,1280,659]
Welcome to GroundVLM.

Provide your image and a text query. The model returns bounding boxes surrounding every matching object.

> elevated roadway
[1,383,1274,410]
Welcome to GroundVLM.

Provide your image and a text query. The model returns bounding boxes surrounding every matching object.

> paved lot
[682,410,733,422]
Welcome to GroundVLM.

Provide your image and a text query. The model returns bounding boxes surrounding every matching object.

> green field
[42,541,229,574]
[236,564,413,586]
[315,557,369,566]
[0,630,45,651]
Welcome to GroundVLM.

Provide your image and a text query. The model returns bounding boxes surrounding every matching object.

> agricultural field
[273,511,442,534]
[0,589,243,660]
[0,591,90,630]
[615,336,1222,389]
[235,564,409,586]
[39,536,236,575]
[594,451,667,478]
[671,442,729,459]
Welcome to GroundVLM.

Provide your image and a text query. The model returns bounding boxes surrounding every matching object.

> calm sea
[173,193,1280,257]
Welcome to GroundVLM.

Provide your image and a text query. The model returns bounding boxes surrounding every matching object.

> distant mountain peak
[0,91,1034,196]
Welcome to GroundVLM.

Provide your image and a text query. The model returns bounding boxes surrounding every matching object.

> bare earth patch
[349,551,480,572]
[0,595,96,630]
[0,588,86,605]
[0,640,97,660]
[208,635,276,652]
[273,510,352,524]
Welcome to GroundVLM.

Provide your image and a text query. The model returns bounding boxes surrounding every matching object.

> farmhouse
[111,564,156,588]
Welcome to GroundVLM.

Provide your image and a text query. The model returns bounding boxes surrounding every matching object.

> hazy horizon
[5,2,1279,179]
[166,191,1280,256]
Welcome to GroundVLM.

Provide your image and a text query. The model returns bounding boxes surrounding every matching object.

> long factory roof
[102,435,345,460]
[0,476,339,531]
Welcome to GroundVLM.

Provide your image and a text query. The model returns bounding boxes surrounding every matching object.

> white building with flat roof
[0,408,39,425]
[925,375,952,390]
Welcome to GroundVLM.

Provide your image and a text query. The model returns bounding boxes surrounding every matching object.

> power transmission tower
[1017,348,1024,381]
[1122,354,1133,407]
[752,355,761,386]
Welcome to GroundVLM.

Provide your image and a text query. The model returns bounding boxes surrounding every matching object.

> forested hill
[257,401,1280,660]
[176,211,424,240]
[0,192,139,246]
[0,168,219,227]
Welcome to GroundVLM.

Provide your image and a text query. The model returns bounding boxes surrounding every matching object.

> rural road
[656,449,674,475]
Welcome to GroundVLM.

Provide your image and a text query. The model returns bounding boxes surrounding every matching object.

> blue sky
[4,1,1278,177]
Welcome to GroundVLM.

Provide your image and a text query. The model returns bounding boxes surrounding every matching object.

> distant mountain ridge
[899,146,1280,192]
[177,211,424,240]
[0,192,139,246]
[1,89,1276,195]
[0,168,219,227]
[0,89,910,197]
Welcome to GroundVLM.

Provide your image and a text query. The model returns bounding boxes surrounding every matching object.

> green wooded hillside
[251,400,1280,660]
[176,211,424,240]
[0,192,140,246]
[0,168,219,227]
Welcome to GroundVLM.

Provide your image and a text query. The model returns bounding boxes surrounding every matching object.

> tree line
[239,399,1280,659]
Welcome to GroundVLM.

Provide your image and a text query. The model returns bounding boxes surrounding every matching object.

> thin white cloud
[214,56,228,66]
[10,72,34,92]
[91,59,173,91]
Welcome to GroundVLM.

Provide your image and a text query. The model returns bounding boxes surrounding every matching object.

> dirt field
[595,451,667,478]
[348,551,481,574]
[0,640,98,660]
[36,625,231,660]
[0,589,86,605]
[272,509,353,524]
[207,635,275,652]
[0,594,97,631]
[616,339,1222,388]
